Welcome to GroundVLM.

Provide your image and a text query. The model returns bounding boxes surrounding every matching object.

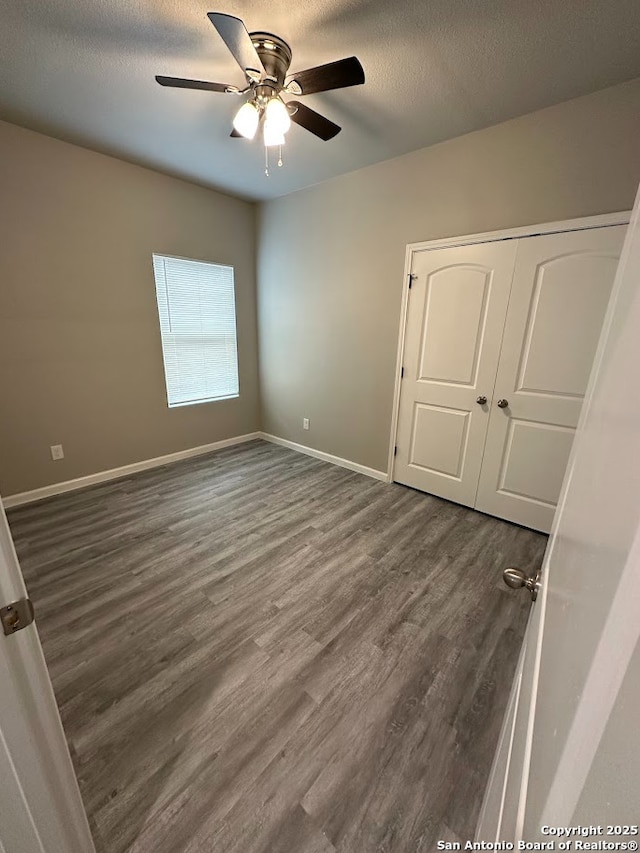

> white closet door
[394,240,517,506]
[475,226,626,532]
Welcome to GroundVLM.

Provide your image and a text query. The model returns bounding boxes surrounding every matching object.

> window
[152,254,239,407]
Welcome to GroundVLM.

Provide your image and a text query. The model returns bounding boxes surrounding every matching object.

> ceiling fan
[156,12,365,173]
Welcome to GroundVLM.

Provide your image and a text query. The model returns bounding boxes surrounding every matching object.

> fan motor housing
[250,32,292,87]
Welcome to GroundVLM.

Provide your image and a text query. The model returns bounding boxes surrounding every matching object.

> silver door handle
[476,395,487,405]
[497,398,509,408]
[503,568,541,602]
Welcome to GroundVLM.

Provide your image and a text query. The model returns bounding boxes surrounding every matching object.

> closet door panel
[394,240,517,506]
[475,226,626,532]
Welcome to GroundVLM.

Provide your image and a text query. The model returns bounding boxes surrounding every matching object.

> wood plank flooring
[6,440,547,853]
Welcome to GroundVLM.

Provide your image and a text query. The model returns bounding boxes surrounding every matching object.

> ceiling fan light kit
[232,100,260,140]
[263,120,285,148]
[155,12,365,176]
[264,97,291,134]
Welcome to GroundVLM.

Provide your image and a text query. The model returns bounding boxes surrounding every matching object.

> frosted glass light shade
[232,101,259,139]
[264,119,285,147]
[265,98,291,134]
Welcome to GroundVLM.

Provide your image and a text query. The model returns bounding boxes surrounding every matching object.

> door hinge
[401,367,405,378]
[408,273,417,289]
[1,598,35,636]
[394,446,398,457]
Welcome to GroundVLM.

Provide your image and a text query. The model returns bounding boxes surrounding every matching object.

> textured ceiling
[1,0,640,201]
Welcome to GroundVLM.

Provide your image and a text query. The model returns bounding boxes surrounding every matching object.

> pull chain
[264,146,269,177]
[278,145,283,168]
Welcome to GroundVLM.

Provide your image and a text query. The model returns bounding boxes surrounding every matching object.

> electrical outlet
[50,444,64,461]
[303,418,310,430]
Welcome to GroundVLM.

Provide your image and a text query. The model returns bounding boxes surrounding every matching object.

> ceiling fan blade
[207,13,265,79]
[155,75,232,93]
[288,102,341,141]
[286,56,364,95]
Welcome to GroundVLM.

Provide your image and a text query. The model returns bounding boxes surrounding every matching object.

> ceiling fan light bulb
[265,98,291,134]
[264,119,286,147]
[233,101,259,140]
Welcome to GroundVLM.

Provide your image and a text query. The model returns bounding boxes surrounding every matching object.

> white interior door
[475,226,626,532]
[0,499,95,853]
[394,240,517,506]
[477,188,640,839]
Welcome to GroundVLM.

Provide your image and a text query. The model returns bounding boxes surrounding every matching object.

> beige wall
[257,79,640,474]
[0,121,259,496]
[3,78,640,496]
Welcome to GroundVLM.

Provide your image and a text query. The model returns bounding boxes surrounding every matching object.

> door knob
[497,398,509,408]
[476,395,487,405]
[503,567,541,602]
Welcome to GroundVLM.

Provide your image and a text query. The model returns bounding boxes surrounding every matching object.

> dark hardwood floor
[7,440,546,853]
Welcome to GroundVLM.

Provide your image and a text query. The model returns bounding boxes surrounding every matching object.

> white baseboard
[1,430,389,509]
[1,432,261,508]
[259,432,389,483]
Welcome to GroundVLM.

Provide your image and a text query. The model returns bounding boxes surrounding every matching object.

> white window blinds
[152,254,239,407]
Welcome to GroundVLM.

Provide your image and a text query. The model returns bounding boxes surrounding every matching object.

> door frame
[387,210,632,483]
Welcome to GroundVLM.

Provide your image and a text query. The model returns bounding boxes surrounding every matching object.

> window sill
[168,393,240,409]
